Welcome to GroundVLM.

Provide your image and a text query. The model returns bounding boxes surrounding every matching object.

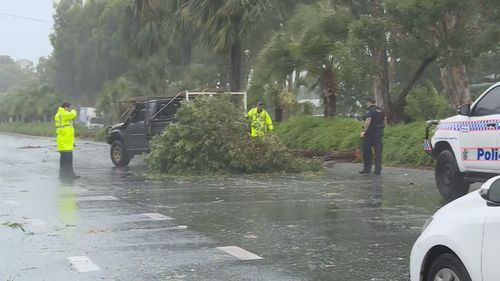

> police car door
[461,86,500,172]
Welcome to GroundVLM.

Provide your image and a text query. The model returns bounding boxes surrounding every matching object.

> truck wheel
[110,140,130,167]
[435,150,470,200]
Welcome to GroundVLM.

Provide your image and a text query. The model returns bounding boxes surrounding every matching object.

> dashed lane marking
[217,246,263,260]
[77,195,118,201]
[67,256,101,272]
[165,225,188,230]
[142,213,173,221]
[3,200,20,206]
[26,218,47,227]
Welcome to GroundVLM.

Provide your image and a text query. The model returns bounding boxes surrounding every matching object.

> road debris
[2,222,25,232]
[18,145,42,149]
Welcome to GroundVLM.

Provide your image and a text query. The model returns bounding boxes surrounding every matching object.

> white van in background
[78,106,104,129]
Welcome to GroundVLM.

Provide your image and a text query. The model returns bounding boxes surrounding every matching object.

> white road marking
[26,219,47,227]
[74,188,89,194]
[67,256,101,272]
[157,225,188,230]
[217,246,263,260]
[3,200,20,206]
[143,213,172,221]
[77,195,118,201]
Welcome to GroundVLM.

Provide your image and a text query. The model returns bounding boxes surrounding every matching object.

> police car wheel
[110,140,130,167]
[426,253,471,281]
[435,150,469,199]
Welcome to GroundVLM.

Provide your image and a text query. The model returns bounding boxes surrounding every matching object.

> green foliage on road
[275,117,434,167]
[0,122,107,142]
[146,96,322,175]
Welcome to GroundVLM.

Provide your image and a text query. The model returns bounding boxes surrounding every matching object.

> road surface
[0,133,459,280]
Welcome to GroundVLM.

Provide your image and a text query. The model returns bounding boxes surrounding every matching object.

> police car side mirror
[480,177,500,206]
[457,104,471,116]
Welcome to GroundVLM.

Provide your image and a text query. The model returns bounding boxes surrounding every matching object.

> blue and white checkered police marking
[423,140,432,152]
[437,120,500,132]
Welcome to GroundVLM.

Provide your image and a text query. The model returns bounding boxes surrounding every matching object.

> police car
[424,82,500,200]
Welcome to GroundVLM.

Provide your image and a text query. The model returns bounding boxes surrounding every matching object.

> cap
[257,101,263,105]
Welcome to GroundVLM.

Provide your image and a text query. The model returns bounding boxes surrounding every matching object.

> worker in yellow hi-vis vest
[247,101,273,137]
[54,102,79,181]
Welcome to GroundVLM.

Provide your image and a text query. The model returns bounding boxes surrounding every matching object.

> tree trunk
[275,105,283,122]
[381,49,391,110]
[320,67,336,118]
[180,40,192,66]
[386,55,437,124]
[373,76,383,107]
[373,48,390,111]
[219,64,228,90]
[287,73,293,93]
[440,66,460,106]
[451,64,471,106]
[230,39,242,92]
[440,64,471,108]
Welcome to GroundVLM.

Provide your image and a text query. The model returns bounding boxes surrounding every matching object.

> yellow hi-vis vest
[54,107,77,152]
[247,107,274,137]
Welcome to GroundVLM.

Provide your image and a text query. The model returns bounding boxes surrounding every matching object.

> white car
[410,176,500,281]
[424,82,500,200]
[86,117,105,129]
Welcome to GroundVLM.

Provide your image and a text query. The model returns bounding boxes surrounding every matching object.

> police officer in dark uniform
[359,97,385,175]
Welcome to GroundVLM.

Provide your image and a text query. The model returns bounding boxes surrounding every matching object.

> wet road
[0,133,463,280]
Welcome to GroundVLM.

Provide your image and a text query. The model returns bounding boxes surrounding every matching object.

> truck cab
[425,82,500,199]
[106,96,182,167]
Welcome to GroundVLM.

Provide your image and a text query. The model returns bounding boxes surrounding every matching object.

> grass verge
[275,116,434,167]
[0,122,107,142]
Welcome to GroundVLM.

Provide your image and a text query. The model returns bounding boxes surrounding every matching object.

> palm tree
[131,0,195,65]
[257,1,351,117]
[180,0,271,91]
[132,0,160,18]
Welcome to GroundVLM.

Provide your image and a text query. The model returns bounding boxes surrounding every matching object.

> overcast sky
[0,0,54,63]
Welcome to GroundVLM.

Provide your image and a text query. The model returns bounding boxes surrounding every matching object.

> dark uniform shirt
[364,105,385,135]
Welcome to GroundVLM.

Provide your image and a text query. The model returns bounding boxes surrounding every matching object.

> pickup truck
[424,82,500,199]
[106,95,182,167]
[106,91,248,167]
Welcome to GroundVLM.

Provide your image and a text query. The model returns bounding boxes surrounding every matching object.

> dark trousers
[362,131,383,173]
[59,151,75,180]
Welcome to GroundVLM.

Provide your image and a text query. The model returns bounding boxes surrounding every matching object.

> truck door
[124,105,148,152]
[150,100,180,136]
[461,86,500,172]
